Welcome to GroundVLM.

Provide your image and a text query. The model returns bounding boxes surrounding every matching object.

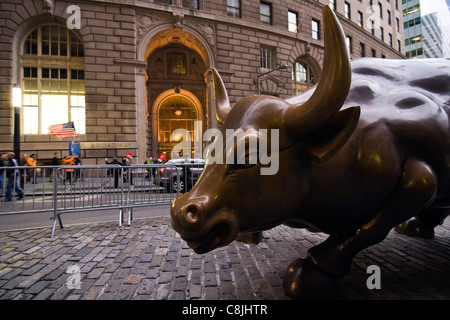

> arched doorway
[146,31,208,160]
[153,89,204,160]
[136,24,216,162]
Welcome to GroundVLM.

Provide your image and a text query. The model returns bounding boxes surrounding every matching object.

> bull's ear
[302,106,360,162]
[212,68,231,125]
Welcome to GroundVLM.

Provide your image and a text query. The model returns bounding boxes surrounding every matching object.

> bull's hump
[343,59,450,154]
[345,58,450,123]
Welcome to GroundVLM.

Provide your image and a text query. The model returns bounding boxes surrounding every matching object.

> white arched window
[292,60,317,95]
[20,24,85,134]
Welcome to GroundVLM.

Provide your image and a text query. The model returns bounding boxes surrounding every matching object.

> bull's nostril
[186,205,198,223]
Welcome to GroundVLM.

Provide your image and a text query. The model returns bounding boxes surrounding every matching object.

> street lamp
[12,84,21,161]
[256,64,288,95]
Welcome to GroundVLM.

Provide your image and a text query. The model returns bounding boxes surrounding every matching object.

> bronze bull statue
[170,5,450,299]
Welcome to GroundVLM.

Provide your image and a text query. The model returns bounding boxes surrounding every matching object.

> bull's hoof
[283,257,340,300]
[236,232,263,244]
[395,219,434,239]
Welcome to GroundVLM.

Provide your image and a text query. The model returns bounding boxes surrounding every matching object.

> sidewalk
[0,209,449,300]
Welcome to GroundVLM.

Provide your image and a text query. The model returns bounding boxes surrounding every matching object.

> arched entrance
[145,28,210,160]
[152,89,204,160]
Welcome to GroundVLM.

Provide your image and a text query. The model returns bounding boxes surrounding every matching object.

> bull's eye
[228,153,259,176]
[225,132,260,174]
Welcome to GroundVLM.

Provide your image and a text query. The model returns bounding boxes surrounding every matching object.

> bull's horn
[283,5,351,138]
[212,68,231,125]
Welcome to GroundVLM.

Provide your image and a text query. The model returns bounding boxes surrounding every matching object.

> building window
[378,2,383,19]
[403,4,420,17]
[288,11,298,33]
[292,60,316,95]
[358,11,364,27]
[329,0,336,11]
[404,16,421,29]
[380,26,384,42]
[371,48,377,57]
[260,2,272,25]
[360,42,366,57]
[182,0,199,9]
[21,24,85,135]
[292,61,315,84]
[345,2,351,19]
[167,53,187,75]
[405,35,422,46]
[311,19,320,40]
[369,19,375,35]
[389,33,393,47]
[154,0,172,4]
[260,46,274,69]
[346,36,353,54]
[227,0,241,18]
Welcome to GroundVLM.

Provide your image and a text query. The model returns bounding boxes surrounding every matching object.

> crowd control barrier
[0,164,197,237]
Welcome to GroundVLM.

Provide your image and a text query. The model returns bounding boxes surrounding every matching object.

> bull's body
[284,58,450,235]
[170,5,450,299]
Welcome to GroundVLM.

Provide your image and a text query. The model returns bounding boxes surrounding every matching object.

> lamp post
[256,64,288,95]
[12,84,21,161]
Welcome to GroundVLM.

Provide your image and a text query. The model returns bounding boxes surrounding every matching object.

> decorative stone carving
[197,24,215,48]
[137,14,162,38]
[173,12,184,28]
[43,0,54,16]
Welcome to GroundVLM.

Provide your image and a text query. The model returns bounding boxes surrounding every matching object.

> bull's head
[170,5,360,254]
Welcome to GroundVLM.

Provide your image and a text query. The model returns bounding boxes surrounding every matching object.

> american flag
[47,122,78,140]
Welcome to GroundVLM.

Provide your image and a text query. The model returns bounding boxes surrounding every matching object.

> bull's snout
[170,193,239,254]
[184,203,202,224]
[171,194,208,233]
[177,200,205,227]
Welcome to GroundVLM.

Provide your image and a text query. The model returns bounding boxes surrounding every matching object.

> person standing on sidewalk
[26,153,37,184]
[74,156,83,182]
[49,152,60,182]
[123,152,134,185]
[61,155,75,185]
[0,153,6,192]
[4,152,24,202]
[144,156,155,181]
[105,157,123,188]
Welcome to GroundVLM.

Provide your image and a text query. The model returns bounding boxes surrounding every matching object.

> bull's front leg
[284,158,438,299]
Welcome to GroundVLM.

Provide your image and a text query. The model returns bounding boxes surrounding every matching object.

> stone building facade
[0,0,405,164]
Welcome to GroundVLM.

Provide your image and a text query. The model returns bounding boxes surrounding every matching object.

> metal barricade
[0,165,58,216]
[51,164,182,237]
[0,162,205,237]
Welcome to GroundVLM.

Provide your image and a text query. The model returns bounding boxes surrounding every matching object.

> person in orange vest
[61,155,75,184]
[26,153,37,184]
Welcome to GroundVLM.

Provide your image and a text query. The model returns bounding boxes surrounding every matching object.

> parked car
[158,158,205,193]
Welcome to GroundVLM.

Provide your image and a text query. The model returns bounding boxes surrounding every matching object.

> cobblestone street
[0,214,449,301]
